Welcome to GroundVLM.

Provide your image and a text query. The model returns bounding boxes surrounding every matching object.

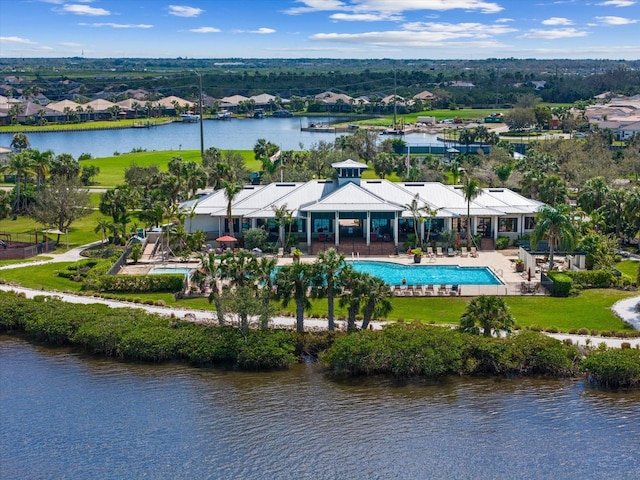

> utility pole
[193,70,205,159]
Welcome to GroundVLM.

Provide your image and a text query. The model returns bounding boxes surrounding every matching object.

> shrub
[495,236,510,250]
[547,271,572,297]
[237,330,297,370]
[578,328,588,335]
[95,274,185,293]
[582,349,640,388]
[565,270,614,289]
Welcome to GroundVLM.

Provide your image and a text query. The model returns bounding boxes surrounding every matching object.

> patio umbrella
[216,235,237,243]
[527,267,532,282]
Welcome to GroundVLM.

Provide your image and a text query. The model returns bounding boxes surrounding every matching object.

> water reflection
[2,337,639,480]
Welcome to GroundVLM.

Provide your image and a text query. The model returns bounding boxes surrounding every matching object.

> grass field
[0,117,175,133]
[83,149,259,186]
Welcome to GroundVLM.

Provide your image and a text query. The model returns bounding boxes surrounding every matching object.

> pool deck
[287,248,539,296]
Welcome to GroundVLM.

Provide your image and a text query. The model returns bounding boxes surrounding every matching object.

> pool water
[148,267,195,277]
[348,261,502,286]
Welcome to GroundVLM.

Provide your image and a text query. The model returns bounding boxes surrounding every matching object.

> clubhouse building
[184,160,544,255]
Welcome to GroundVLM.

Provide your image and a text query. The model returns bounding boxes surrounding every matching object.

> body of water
[350,261,502,286]
[0,117,442,159]
[2,337,639,480]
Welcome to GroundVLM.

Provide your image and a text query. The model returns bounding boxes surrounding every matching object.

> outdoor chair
[460,248,468,257]
[470,247,478,257]
[438,284,448,295]
[447,247,455,257]
[426,246,434,257]
[436,246,444,257]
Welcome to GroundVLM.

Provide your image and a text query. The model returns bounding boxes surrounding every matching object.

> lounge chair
[425,284,435,295]
[460,248,468,257]
[470,246,478,257]
[447,247,455,257]
[450,284,460,296]
[426,246,434,257]
[393,285,404,296]
[436,246,444,257]
[438,284,448,295]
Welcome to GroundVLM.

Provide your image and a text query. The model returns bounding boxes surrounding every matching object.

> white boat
[180,112,199,123]
[216,110,231,120]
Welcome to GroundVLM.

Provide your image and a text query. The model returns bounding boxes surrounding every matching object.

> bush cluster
[547,271,573,297]
[495,236,510,250]
[0,291,296,370]
[322,323,579,378]
[564,269,614,289]
[581,349,640,389]
[95,274,185,293]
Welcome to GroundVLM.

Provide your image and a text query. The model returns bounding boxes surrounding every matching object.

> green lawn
[83,149,259,186]
[0,117,175,133]
[0,209,106,250]
[616,260,640,278]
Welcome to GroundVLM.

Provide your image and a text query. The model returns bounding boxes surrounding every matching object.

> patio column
[366,211,371,246]
[493,215,499,241]
[334,212,339,246]
[394,212,399,246]
[306,216,311,247]
[251,218,257,229]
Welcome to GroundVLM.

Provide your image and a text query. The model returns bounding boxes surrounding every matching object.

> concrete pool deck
[286,248,537,296]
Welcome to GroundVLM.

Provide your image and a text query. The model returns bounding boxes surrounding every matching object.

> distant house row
[586,94,640,140]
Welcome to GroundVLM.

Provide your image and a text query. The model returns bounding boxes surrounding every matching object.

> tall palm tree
[460,295,514,337]
[223,181,242,236]
[311,248,346,331]
[360,274,393,330]
[275,262,313,333]
[3,151,34,212]
[577,176,609,214]
[198,251,225,325]
[462,176,481,248]
[94,219,110,245]
[253,256,278,330]
[28,148,54,188]
[338,266,365,332]
[530,203,578,271]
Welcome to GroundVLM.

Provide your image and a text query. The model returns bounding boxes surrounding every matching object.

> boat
[216,110,231,120]
[180,112,200,123]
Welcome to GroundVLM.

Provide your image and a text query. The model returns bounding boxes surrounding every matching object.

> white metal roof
[304,182,404,213]
[209,182,301,217]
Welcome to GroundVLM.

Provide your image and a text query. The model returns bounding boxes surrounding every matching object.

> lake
[2,337,639,480]
[0,117,443,159]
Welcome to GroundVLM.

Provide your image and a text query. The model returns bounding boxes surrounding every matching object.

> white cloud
[189,27,221,33]
[59,42,82,47]
[598,1,636,6]
[168,5,203,17]
[520,27,588,39]
[595,15,638,24]
[61,4,110,16]
[40,0,94,3]
[0,36,37,44]
[251,28,276,34]
[286,0,503,15]
[542,17,573,25]
[330,13,403,21]
[495,18,514,23]
[82,23,153,28]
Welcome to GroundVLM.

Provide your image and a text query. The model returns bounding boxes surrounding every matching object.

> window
[524,217,535,230]
[314,218,331,232]
[499,218,518,233]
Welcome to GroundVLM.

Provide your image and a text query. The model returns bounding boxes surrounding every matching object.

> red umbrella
[527,267,532,282]
[216,235,237,242]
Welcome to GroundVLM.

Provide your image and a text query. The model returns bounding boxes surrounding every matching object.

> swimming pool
[148,267,195,277]
[348,261,502,286]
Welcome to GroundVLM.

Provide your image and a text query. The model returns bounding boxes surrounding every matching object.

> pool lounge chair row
[393,284,461,296]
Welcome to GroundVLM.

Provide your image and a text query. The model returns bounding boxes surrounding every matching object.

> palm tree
[462,176,481,248]
[253,256,278,330]
[360,274,393,330]
[3,151,34,212]
[223,181,242,236]
[275,262,313,333]
[538,175,568,208]
[94,219,110,245]
[577,176,609,214]
[311,248,346,331]
[460,295,514,337]
[272,203,293,249]
[530,203,578,271]
[338,266,366,332]
[10,132,29,151]
[198,251,225,324]
[28,148,54,188]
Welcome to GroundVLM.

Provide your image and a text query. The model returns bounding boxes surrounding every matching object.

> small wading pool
[348,261,502,286]
[148,267,195,277]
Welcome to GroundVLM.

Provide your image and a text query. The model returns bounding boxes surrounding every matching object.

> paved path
[1,243,639,348]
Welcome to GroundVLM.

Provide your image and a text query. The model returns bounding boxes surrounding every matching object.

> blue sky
[1,0,639,59]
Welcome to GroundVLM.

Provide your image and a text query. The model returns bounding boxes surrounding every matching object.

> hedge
[92,274,185,293]
[582,349,640,389]
[547,271,572,297]
[565,269,614,289]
